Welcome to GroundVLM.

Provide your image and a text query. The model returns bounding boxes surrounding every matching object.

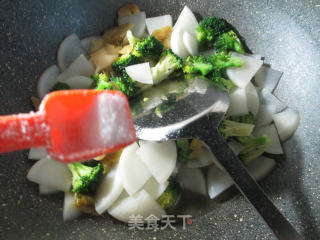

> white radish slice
[253,124,283,154]
[259,88,287,113]
[137,140,177,184]
[125,62,153,84]
[57,33,87,71]
[226,52,263,88]
[118,12,146,38]
[146,15,173,34]
[207,156,276,199]
[186,147,215,168]
[228,140,244,155]
[246,82,260,117]
[173,6,198,37]
[119,143,151,196]
[272,109,300,141]
[27,156,72,192]
[142,177,169,200]
[183,31,198,56]
[176,167,206,196]
[37,65,60,99]
[171,28,189,59]
[39,184,59,195]
[200,49,215,57]
[56,54,95,83]
[227,88,249,116]
[95,164,124,214]
[254,65,283,93]
[80,36,101,54]
[63,192,82,221]
[108,189,165,223]
[63,76,93,89]
[255,104,277,127]
[28,147,47,160]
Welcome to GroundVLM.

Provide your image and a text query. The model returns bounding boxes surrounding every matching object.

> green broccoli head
[214,30,245,54]
[68,162,104,195]
[238,135,271,165]
[208,52,243,70]
[109,72,141,98]
[211,76,236,92]
[132,35,163,61]
[176,139,190,163]
[183,55,214,76]
[151,48,183,84]
[218,120,254,140]
[197,17,230,48]
[112,54,144,74]
[157,178,181,212]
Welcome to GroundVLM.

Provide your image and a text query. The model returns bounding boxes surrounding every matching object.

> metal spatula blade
[132,78,302,240]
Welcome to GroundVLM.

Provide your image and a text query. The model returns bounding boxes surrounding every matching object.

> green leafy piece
[214,30,245,54]
[218,120,254,140]
[68,162,104,195]
[50,82,71,92]
[151,48,183,84]
[132,35,163,61]
[207,52,243,70]
[197,17,230,48]
[229,112,254,124]
[176,139,190,163]
[157,179,181,212]
[183,55,214,76]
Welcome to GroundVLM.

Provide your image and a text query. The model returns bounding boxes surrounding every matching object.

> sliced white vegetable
[183,31,198,56]
[137,140,177,184]
[171,28,189,59]
[254,65,283,93]
[80,36,101,54]
[39,184,59,195]
[255,104,277,127]
[176,167,206,196]
[207,156,276,199]
[118,12,146,38]
[142,177,168,200]
[173,6,198,37]
[57,33,87,71]
[186,147,215,168]
[253,124,283,154]
[226,52,263,88]
[95,164,124,214]
[146,15,172,35]
[63,76,93,89]
[37,65,60,99]
[28,147,47,160]
[119,143,151,196]
[108,189,165,223]
[246,82,260,117]
[259,88,287,113]
[63,192,82,222]
[27,156,72,192]
[56,54,95,83]
[125,62,153,84]
[227,88,249,116]
[272,109,300,141]
[228,140,245,155]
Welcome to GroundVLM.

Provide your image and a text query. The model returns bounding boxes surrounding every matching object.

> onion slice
[272,108,300,141]
[253,124,283,154]
[63,192,82,221]
[227,88,249,116]
[63,76,93,89]
[146,15,172,35]
[176,167,206,196]
[28,147,47,160]
[183,31,198,56]
[37,65,60,99]
[173,6,198,37]
[246,82,260,117]
[255,103,277,127]
[254,65,283,93]
[125,62,153,84]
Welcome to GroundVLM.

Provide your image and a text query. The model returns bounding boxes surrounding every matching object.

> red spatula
[0,90,136,163]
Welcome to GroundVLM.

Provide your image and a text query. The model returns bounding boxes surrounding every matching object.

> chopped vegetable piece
[152,26,173,49]
[103,22,134,45]
[176,139,190,163]
[218,120,254,140]
[183,55,214,76]
[157,179,181,212]
[214,30,245,54]
[132,35,163,61]
[117,3,140,18]
[74,193,98,215]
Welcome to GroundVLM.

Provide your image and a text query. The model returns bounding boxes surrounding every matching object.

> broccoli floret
[112,54,144,74]
[108,73,141,98]
[50,82,71,92]
[68,162,104,195]
[197,17,230,48]
[238,135,271,165]
[211,76,236,92]
[176,139,190,163]
[157,179,181,212]
[208,52,243,70]
[151,48,183,84]
[126,30,140,48]
[132,35,163,61]
[183,55,214,76]
[218,120,254,140]
[229,112,254,124]
[214,30,245,54]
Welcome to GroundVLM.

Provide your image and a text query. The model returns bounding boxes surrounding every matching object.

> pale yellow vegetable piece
[152,26,173,49]
[90,44,119,72]
[103,22,134,45]
[119,45,132,55]
[117,3,140,18]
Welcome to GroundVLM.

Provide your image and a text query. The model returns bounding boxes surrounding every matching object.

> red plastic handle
[0,112,48,153]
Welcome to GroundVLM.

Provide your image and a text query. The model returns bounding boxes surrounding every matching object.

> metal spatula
[132,78,302,240]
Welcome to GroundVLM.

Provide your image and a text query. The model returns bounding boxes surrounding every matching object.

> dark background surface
[0,0,319,239]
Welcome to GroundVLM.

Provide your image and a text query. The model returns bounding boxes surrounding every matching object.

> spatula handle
[0,112,48,153]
